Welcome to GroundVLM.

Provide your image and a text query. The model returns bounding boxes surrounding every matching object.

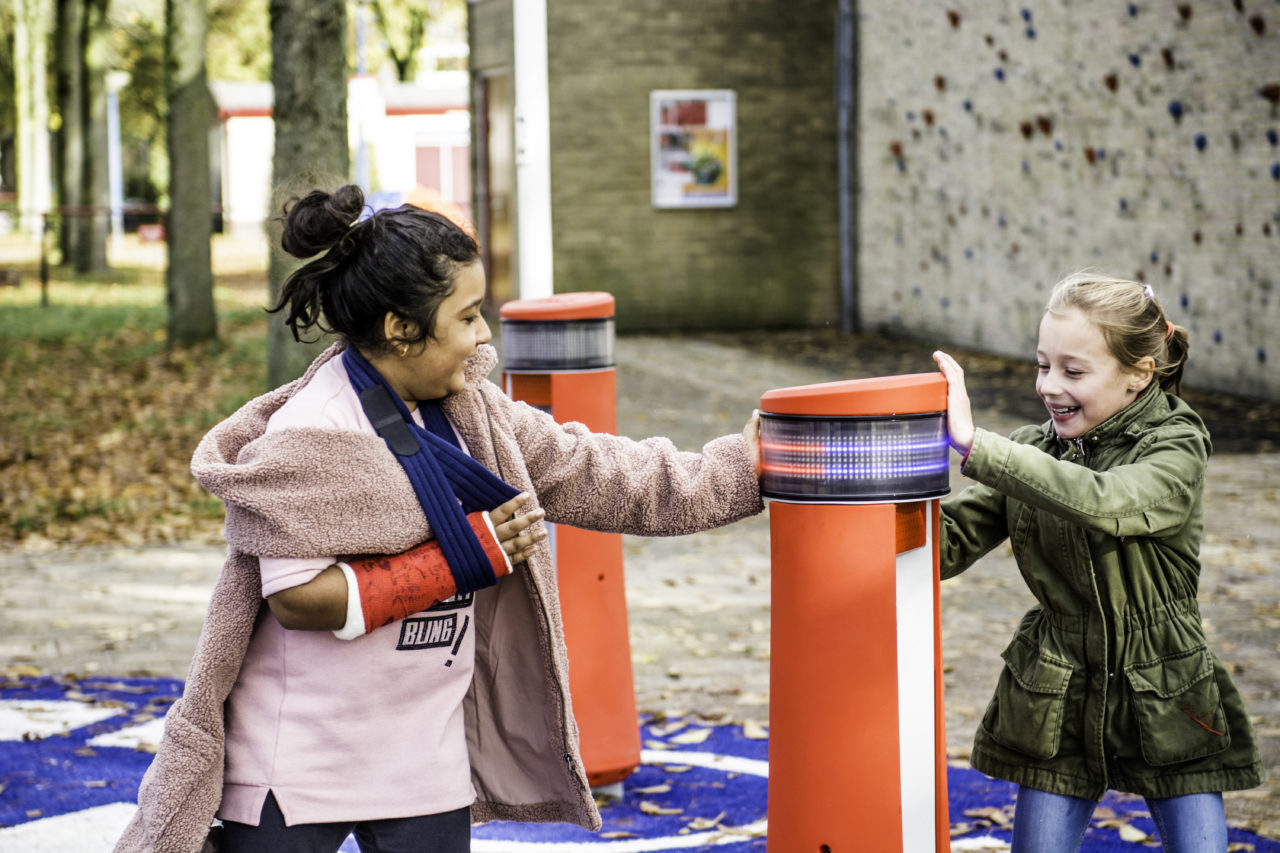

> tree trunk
[14,0,52,241]
[55,0,86,265]
[267,0,349,387]
[78,0,110,272]
[165,0,217,345]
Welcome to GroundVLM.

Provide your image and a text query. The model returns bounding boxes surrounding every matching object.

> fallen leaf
[640,801,683,816]
[1118,824,1151,843]
[600,832,637,839]
[686,812,726,830]
[669,727,711,745]
[964,806,1013,828]
[633,784,671,794]
[742,719,768,739]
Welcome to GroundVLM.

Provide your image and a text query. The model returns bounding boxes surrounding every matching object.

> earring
[398,344,409,358]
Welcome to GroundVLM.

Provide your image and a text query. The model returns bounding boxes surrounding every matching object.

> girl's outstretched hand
[487,492,547,564]
[742,409,762,478]
[933,350,975,457]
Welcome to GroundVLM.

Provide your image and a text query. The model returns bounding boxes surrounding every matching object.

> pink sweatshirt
[219,356,477,826]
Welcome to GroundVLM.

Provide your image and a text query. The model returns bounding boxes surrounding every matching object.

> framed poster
[650,89,737,208]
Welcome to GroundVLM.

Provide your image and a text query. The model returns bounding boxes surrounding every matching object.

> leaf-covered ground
[1,237,273,549]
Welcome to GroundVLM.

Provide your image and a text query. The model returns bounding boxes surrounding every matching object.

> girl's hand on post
[742,409,762,478]
[932,350,975,457]
[487,492,547,564]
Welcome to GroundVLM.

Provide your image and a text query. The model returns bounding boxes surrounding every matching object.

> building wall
[544,0,841,331]
[857,3,1279,399]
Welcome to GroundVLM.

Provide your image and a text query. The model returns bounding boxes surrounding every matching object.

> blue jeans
[217,791,471,853]
[1010,786,1227,853]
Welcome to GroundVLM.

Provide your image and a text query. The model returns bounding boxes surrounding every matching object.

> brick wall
[858,2,1280,399]
[544,0,841,332]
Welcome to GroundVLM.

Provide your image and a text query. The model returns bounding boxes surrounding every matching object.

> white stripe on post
[896,517,937,850]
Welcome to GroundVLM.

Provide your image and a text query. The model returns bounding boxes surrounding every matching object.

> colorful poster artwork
[650,90,737,208]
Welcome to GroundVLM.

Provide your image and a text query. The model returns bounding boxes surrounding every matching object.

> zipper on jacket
[1073,437,1088,463]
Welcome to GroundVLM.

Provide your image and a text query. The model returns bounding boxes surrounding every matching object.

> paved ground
[2,330,1276,838]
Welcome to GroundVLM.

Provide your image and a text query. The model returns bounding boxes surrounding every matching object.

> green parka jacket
[939,383,1264,800]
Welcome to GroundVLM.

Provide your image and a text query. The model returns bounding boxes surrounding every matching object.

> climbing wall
[858,2,1279,399]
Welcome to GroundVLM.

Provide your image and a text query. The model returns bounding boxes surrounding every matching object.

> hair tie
[1165,320,1175,341]
[1141,283,1155,300]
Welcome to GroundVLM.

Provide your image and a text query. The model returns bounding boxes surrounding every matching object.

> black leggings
[216,792,471,853]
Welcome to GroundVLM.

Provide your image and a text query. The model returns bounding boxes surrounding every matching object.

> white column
[512,0,554,299]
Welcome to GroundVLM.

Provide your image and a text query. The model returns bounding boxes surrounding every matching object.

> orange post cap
[760,372,946,418]
[500,291,615,321]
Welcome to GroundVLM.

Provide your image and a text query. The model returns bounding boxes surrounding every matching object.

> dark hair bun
[280,185,366,259]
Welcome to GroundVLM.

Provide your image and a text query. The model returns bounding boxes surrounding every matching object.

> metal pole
[512,0,554,299]
[106,72,129,255]
[355,0,370,191]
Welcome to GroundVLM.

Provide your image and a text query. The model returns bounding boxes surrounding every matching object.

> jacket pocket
[984,635,1073,761]
[1124,646,1231,766]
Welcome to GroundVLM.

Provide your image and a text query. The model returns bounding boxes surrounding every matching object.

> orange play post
[760,373,951,853]
[500,292,639,788]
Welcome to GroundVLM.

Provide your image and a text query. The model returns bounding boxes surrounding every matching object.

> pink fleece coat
[114,342,763,853]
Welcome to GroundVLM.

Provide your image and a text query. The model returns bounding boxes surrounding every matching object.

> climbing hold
[1169,101,1185,122]
[1194,134,1208,151]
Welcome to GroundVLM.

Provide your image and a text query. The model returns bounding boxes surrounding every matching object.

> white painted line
[473,820,768,852]
[639,749,768,778]
[0,700,121,741]
[87,717,166,751]
[0,802,136,853]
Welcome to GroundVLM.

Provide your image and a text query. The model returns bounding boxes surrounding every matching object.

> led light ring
[501,317,616,372]
[758,411,950,503]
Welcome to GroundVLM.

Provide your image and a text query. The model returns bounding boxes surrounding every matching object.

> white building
[210,72,471,237]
